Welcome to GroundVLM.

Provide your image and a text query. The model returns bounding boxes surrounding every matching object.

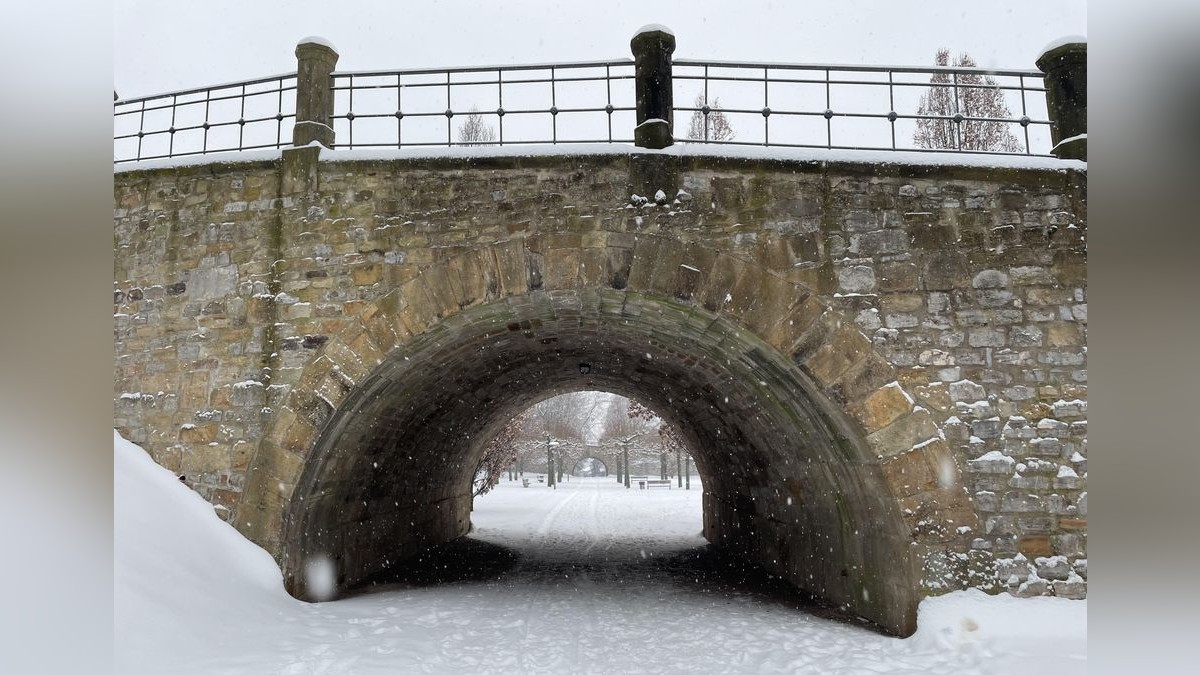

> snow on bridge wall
[113,148,1087,636]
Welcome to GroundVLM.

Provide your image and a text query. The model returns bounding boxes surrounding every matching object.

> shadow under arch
[277,288,919,635]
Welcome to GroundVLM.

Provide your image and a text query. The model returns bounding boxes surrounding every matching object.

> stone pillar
[293,37,340,148]
[630,25,675,149]
[1036,40,1086,161]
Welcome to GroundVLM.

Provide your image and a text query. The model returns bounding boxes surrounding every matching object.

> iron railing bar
[684,108,1043,124]
[115,73,298,105]
[337,105,635,120]
[888,70,896,150]
[952,71,961,150]
[120,87,299,114]
[321,139,639,148]
[116,142,291,162]
[763,66,769,146]
[117,143,1054,161]
[331,74,634,91]
[164,115,295,133]
[275,76,283,149]
[497,69,504,145]
[825,68,832,149]
[203,88,211,154]
[676,137,1056,155]
[674,73,1040,93]
[674,58,1041,78]
[167,94,177,157]
[332,58,633,78]
[397,73,403,148]
[604,64,611,143]
[238,84,246,151]
[1020,74,1032,155]
[137,98,145,160]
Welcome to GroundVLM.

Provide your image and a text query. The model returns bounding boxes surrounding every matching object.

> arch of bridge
[237,235,966,636]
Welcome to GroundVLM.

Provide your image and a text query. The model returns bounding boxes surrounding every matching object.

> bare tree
[473,410,528,496]
[685,94,735,142]
[913,49,1022,153]
[480,393,693,489]
[628,400,689,479]
[456,107,497,146]
[480,392,611,484]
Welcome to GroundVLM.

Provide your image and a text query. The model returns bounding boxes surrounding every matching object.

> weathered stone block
[948,379,986,402]
[866,408,939,459]
[850,382,914,433]
[1018,535,1054,558]
[836,264,876,294]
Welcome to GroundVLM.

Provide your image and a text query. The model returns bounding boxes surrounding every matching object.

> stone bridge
[113,145,1086,636]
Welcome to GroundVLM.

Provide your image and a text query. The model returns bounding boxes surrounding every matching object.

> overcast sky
[114,0,1086,99]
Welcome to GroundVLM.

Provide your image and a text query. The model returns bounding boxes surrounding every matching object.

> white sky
[114,0,1086,99]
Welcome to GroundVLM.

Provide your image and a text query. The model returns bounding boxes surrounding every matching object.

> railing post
[293,37,339,148]
[630,24,675,149]
[1036,39,1086,161]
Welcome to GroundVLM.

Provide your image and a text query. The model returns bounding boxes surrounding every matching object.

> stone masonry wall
[114,151,1086,599]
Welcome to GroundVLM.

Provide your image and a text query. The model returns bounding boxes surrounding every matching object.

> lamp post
[546,436,560,489]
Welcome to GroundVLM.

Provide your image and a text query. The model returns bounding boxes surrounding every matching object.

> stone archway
[236,236,974,637]
[570,455,610,477]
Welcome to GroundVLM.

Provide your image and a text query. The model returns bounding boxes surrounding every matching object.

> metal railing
[114,32,1084,164]
[329,60,637,149]
[114,75,296,163]
[673,60,1051,156]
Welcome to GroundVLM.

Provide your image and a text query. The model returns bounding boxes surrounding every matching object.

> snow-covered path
[115,435,1086,674]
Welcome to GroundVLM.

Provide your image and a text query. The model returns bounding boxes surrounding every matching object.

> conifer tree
[914,49,1022,152]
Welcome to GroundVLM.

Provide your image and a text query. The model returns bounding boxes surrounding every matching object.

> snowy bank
[115,431,1085,673]
[114,431,300,673]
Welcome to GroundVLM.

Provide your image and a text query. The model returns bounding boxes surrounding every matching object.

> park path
[118,434,1087,675]
[310,477,962,674]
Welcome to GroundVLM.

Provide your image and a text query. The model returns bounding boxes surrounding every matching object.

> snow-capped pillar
[1036,40,1086,161]
[293,37,340,148]
[630,25,675,149]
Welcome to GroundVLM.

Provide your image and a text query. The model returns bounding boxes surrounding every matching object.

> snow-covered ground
[115,432,1086,674]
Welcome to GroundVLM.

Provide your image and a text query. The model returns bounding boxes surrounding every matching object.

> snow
[633,23,675,37]
[116,142,1087,174]
[973,450,1015,464]
[298,35,338,52]
[115,431,1086,673]
[1038,35,1087,62]
[1053,133,1087,152]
